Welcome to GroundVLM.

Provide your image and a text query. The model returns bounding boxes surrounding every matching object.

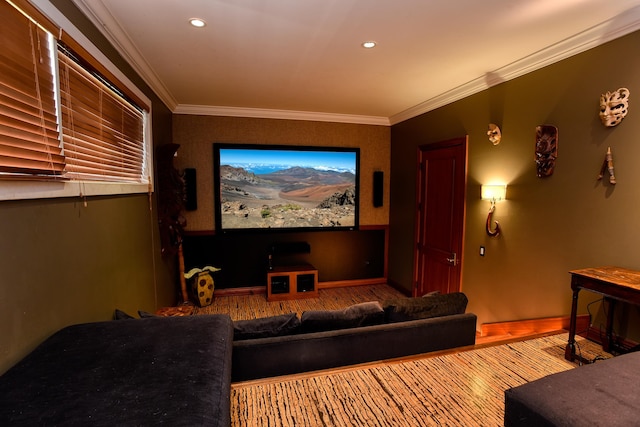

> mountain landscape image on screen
[219,160,357,230]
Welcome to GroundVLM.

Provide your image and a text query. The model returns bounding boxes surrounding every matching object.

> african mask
[535,125,558,178]
[599,88,630,127]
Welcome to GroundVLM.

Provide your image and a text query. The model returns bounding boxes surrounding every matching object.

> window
[58,44,146,182]
[0,0,152,200]
[0,0,63,177]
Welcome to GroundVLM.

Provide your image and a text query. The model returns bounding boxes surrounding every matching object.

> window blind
[0,0,64,177]
[58,46,146,183]
[1,0,150,193]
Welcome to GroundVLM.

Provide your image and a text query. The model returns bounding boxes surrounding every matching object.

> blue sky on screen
[220,148,356,174]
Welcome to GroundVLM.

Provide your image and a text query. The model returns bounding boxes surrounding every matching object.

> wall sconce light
[481,184,507,237]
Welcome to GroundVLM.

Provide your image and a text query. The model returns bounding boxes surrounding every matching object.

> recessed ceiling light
[362,41,376,49]
[189,18,206,28]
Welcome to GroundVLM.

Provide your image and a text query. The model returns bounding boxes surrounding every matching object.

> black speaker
[184,168,197,211]
[373,171,383,207]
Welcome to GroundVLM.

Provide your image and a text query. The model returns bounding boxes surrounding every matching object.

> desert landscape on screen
[219,164,356,229]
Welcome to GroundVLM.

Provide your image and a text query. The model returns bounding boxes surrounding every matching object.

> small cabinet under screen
[270,275,290,294]
[297,273,315,293]
[267,265,318,301]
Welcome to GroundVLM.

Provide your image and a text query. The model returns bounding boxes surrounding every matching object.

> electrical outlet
[480,246,485,256]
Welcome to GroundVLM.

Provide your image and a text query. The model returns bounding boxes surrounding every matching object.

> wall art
[599,88,630,127]
[487,123,501,145]
[535,125,558,178]
[597,146,616,185]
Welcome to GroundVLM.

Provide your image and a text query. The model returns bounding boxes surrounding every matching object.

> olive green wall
[390,30,640,336]
[0,1,176,374]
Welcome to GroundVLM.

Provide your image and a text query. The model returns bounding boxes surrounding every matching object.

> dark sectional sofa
[232,293,477,381]
[504,350,640,426]
[0,292,476,426]
[0,315,233,426]
[233,313,476,381]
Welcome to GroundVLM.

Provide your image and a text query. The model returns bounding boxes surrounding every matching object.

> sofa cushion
[234,313,301,340]
[138,310,158,318]
[113,309,135,320]
[301,301,385,333]
[383,292,468,322]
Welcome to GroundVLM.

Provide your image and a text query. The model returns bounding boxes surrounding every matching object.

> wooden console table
[565,266,640,362]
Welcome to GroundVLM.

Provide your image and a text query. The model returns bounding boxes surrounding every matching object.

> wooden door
[414,137,467,296]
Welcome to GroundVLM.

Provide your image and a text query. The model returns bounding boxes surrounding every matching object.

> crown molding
[390,8,640,125]
[71,0,640,126]
[31,0,151,111]
[173,104,390,126]
[72,0,178,110]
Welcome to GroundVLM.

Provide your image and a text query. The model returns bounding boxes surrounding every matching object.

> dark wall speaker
[373,171,383,207]
[184,168,197,211]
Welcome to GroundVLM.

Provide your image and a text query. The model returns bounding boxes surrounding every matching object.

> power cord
[572,298,614,365]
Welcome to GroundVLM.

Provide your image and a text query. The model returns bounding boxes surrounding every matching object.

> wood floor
[192,284,610,425]
[230,332,611,426]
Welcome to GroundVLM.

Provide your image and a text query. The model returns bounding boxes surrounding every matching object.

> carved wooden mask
[599,88,630,127]
[535,125,558,178]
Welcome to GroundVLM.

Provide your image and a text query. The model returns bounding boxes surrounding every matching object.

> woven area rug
[194,284,405,320]
[230,333,610,426]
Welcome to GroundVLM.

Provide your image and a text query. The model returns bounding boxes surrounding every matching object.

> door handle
[446,252,457,266]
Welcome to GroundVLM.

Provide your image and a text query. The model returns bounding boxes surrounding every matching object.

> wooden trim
[214,286,266,297]
[185,226,388,235]
[318,278,387,289]
[358,224,389,230]
[9,0,59,35]
[183,229,216,236]
[585,325,639,352]
[480,314,590,337]
[57,34,149,111]
[214,278,388,295]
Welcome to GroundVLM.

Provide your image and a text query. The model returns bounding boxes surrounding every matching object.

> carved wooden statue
[156,143,186,257]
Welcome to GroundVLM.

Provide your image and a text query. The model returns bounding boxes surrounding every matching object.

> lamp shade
[481,184,507,201]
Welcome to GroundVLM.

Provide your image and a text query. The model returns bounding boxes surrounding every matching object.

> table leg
[564,287,580,361]
[603,297,616,352]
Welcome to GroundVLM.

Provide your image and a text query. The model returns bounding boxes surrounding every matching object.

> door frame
[412,136,468,296]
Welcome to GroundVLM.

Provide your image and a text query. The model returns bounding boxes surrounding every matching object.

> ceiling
[72,0,640,125]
